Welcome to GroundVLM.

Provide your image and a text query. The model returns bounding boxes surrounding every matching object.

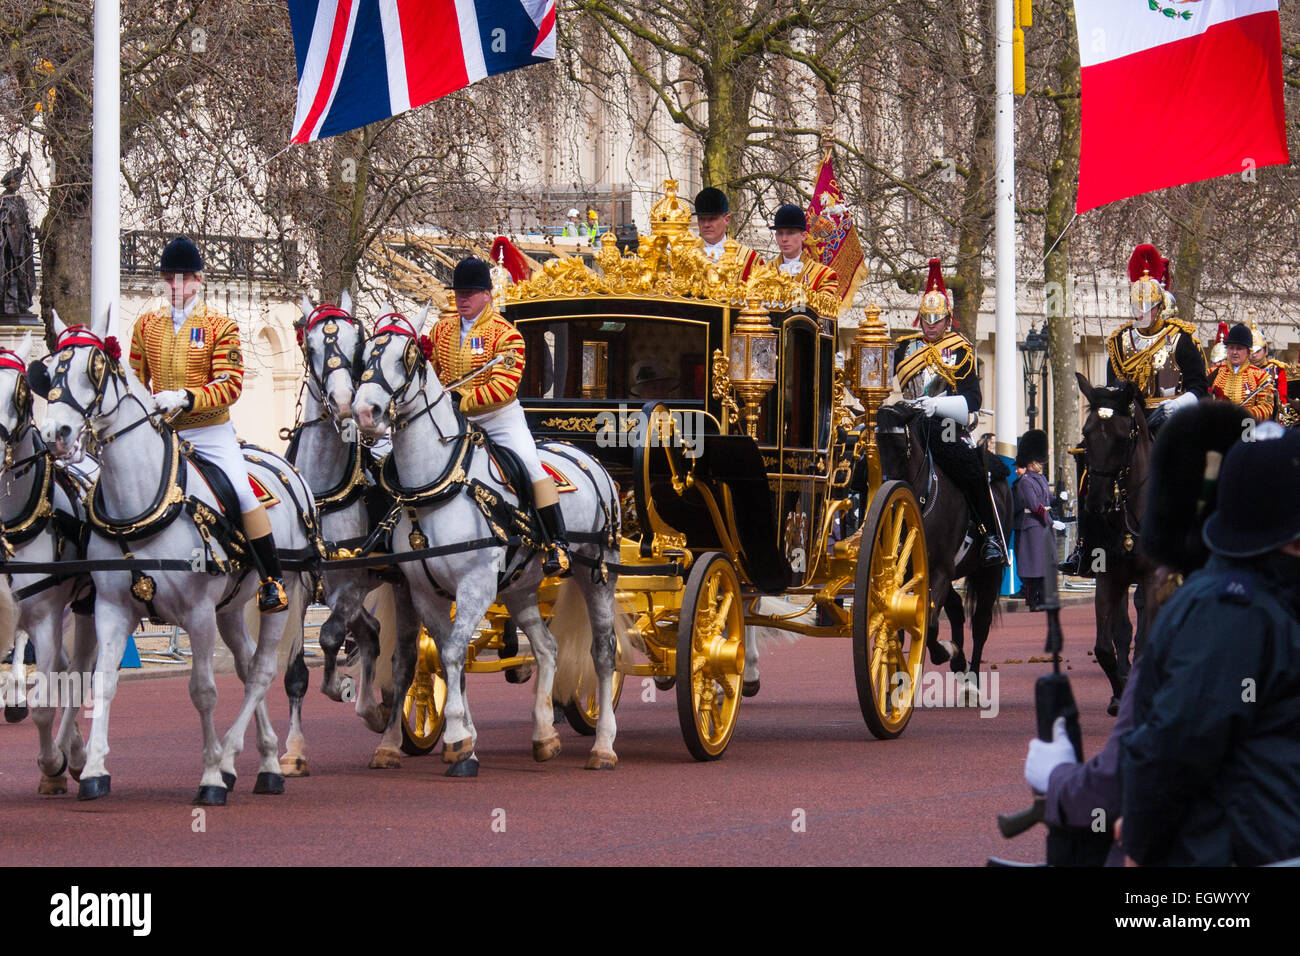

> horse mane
[876,402,921,430]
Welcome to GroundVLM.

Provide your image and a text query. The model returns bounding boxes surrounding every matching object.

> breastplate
[899,338,951,400]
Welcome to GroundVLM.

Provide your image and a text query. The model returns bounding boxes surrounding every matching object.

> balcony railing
[121,231,298,285]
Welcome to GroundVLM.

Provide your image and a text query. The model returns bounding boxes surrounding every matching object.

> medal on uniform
[470,336,484,355]
[190,327,205,349]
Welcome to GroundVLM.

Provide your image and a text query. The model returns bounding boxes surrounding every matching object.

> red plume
[490,236,532,283]
[1128,244,1163,284]
[1160,256,1172,288]
[1214,322,1228,344]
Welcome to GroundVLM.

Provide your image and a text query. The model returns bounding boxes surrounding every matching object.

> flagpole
[92,0,121,338]
[993,0,1018,460]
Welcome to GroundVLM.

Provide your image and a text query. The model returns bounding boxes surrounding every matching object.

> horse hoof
[279,755,310,777]
[442,737,473,764]
[68,763,83,782]
[375,704,392,728]
[253,772,285,795]
[533,736,562,762]
[1107,696,1121,717]
[504,665,532,685]
[741,679,760,698]
[585,751,618,771]
[4,705,28,723]
[77,775,111,801]
[654,676,676,691]
[369,747,403,770]
[221,771,237,791]
[194,785,227,806]
[927,639,953,666]
[39,774,68,795]
[444,756,479,778]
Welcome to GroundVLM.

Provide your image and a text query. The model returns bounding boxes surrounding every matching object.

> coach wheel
[401,629,447,756]
[563,669,625,736]
[676,552,744,761]
[852,481,929,740]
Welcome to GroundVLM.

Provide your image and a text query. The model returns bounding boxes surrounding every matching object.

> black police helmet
[451,257,493,292]
[1225,323,1253,349]
[1202,426,1300,556]
[772,203,806,231]
[159,235,203,274]
[694,187,730,216]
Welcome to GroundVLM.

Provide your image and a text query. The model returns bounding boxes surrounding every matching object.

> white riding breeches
[179,420,261,512]
[469,401,548,482]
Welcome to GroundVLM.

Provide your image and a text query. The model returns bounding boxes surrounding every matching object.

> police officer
[769,203,837,299]
[893,257,1005,566]
[429,257,568,575]
[1120,426,1300,865]
[128,236,287,612]
[693,187,761,280]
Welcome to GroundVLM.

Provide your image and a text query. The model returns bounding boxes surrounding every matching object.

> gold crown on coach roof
[648,179,693,239]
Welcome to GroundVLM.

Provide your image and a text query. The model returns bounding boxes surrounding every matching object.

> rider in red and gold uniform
[1209,322,1274,422]
[693,187,762,280]
[429,257,569,575]
[128,236,286,612]
[769,203,838,299]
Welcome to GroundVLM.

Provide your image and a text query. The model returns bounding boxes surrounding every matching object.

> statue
[0,153,36,317]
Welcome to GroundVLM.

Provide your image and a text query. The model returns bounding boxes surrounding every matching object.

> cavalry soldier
[893,257,1006,567]
[1209,322,1274,422]
[430,256,569,576]
[128,236,287,612]
[693,187,762,280]
[769,203,837,299]
[1104,243,1207,430]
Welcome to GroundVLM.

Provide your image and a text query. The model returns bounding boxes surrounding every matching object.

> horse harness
[1084,402,1143,552]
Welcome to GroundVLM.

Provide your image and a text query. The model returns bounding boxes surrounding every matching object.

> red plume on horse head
[915,257,956,328]
[490,236,532,284]
[1128,244,1166,285]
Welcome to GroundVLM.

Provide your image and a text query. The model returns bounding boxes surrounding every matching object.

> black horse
[1074,374,1157,714]
[875,403,1011,683]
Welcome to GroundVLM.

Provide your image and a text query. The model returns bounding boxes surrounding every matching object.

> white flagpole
[92,0,120,338]
[994,0,1018,460]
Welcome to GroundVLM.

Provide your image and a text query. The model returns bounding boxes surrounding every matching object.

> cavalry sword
[442,351,518,393]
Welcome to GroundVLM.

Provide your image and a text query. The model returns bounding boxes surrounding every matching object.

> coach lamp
[1019,323,1049,431]
[850,302,893,491]
[727,295,779,438]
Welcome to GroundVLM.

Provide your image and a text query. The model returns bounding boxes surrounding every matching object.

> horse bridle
[1084,399,1143,543]
[300,304,367,417]
[45,327,158,455]
[359,314,454,439]
[0,348,33,461]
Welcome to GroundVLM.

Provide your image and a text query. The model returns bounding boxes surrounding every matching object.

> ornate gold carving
[648,179,692,239]
[410,528,428,550]
[540,416,601,432]
[132,575,157,602]
[710,350,739,427]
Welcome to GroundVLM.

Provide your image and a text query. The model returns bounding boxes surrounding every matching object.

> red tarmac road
[1,606,1114,866]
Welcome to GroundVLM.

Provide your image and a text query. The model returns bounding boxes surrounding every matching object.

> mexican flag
[1074,0,1289,213]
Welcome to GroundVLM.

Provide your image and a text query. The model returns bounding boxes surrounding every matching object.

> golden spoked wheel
[852,480,929,740]
[675,551,745,761]
[563,669,625,736]
[400,628,448,756]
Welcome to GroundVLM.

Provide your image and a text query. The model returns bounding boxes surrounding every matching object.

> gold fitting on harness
[409,528,428,550]
[132,575,157,602]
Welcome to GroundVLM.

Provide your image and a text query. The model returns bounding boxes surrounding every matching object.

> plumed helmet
[1128,244,1166,314]
[1203,426,1300,556]
[694,187,730,216]
[1247,311,1267,351]
[772,203,807,231]
[1225,323,1253,349]
[914,258,955,328]
[1017,429,1049,465]
[1210,321,1228,366]
[451,257,493,291]
[490,236,531,283]
[159,235,203,273]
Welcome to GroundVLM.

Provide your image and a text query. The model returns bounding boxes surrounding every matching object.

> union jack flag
[288,0,557,144]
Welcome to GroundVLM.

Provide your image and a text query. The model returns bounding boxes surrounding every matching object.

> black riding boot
[538,503,570,577]
[967,483,1007,568]
[249,533,288,613]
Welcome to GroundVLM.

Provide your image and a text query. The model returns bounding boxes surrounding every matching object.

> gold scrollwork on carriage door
[539,416,600,432]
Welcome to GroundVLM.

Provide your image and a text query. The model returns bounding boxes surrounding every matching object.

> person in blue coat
[1013,429,1053,610]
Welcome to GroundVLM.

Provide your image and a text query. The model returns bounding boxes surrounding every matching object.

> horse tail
[551,578,634,705]
[965,563,1004,627]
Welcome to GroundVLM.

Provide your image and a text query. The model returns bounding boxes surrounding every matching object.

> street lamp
[1019,324,1049,431]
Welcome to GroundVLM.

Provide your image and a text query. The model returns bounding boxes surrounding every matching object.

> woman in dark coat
[1013,430,1053,609]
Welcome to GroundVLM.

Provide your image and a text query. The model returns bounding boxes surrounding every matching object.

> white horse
[0,332,98,793]
[284,293,419,772]
[353,311,622,774]
[39,310,315,804]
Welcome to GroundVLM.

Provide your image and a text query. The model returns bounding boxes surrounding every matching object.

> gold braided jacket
[430,308,525,415]
[128,304,243,430]
[1209,362,1274,421]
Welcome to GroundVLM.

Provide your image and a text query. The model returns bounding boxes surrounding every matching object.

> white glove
[1165,391,1197,416]
[915,395,970,422]
[152,389,192,415]
[1052,520,1067,532]
[1024,716,1078,792]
